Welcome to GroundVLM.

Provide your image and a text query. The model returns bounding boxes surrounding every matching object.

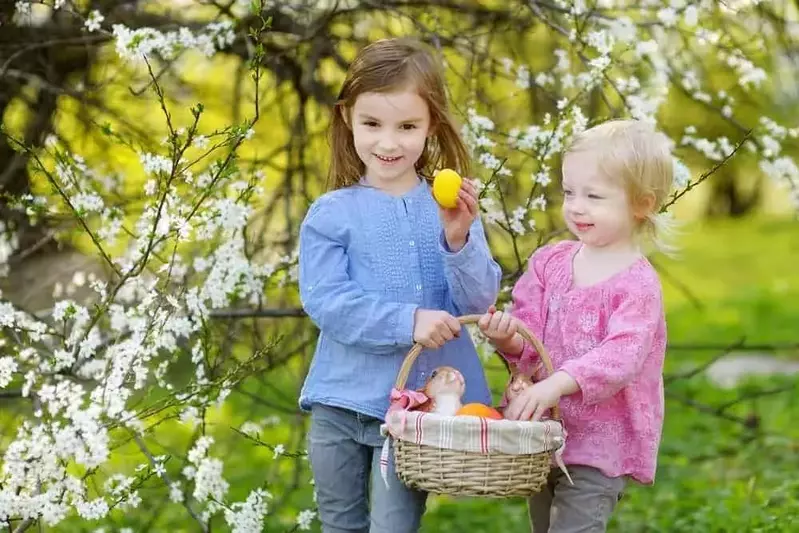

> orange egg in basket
[455,402,503,420]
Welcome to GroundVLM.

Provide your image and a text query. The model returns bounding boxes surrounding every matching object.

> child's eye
[588,194,603,199]
[363,121,378,127]
[562,189,573,196]
[401,124,417,130]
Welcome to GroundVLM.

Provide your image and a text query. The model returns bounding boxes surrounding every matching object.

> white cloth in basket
[378,410,570,489]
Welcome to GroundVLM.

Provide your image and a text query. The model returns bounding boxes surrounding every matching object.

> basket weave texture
[389,314,566,499]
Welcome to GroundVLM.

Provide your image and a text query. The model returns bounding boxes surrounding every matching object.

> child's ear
[633,192,656,220]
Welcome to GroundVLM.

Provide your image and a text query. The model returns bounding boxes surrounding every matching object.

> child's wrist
[444,228,468,252]
[494,333,524,356]
[548,371,579,396]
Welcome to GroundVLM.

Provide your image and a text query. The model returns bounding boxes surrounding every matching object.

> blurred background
[1,1,798,531]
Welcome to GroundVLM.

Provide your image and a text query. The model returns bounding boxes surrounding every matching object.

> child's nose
[568,198,586,214]
[378,132,399,150]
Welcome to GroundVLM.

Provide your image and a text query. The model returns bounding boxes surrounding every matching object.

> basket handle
[394,313,560,420]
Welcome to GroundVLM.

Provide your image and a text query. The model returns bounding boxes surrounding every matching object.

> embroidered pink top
[501,240,666,484]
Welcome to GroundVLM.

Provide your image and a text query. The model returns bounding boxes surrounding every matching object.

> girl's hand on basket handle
[478,305,524,356]
[504,372,578,421]
[413,309,461,349]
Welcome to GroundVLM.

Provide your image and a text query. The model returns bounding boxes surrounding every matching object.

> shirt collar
[357,176,429,200]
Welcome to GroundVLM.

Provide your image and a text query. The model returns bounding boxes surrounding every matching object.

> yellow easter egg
[432,169,462,209]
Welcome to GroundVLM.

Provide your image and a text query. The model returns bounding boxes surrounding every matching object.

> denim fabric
[298,178,501,420]
[307,403,428,533]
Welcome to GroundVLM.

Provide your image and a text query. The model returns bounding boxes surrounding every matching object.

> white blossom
[672,158,692,189]
[140,153,173,175]
[273,444,286,459]
[84,10,104,32]
[193,135,209,149]
[193,458,228,502]
[169,481,184,503]
[657,7,678,27]
[0,356,17,388]
[1,2,797,530]
[296,509,317,530]
[603,17,637,43]
[112,20,235,63]
[72,192,105,213]
[684,5,699,26]
[75,498,109,520]
[223,488,271,533]
[14,1,31,19]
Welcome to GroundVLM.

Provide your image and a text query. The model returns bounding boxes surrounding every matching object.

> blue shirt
[298,179,502,420]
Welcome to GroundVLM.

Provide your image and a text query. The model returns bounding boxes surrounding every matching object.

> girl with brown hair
[298,37,500,532]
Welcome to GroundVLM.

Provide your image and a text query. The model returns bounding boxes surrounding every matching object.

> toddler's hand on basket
[413,309,461,349]
[503,380,560,422]
[504,372,578,421]
[478,305,521,344]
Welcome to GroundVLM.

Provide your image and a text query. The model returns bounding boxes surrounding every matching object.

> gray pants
[528,466,626,533]
[307,403,428,533]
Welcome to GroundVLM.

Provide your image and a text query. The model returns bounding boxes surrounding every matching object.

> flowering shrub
[1,0,796,531]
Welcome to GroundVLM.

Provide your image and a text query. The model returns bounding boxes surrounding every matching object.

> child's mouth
[375,154,402,164]
[574,222,594,232]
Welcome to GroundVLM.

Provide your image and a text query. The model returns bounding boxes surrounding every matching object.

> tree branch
[131,433,209,533]
[664,337,746,384]
[661,130,754,213]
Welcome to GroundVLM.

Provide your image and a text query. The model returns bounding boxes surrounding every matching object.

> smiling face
[349,88,431,194]
[561,150,640,250]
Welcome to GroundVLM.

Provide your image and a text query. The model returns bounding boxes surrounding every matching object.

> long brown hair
[327,37,472,190]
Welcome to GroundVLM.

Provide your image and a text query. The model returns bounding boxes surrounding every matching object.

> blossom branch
[131,433,209,533]
[1,134,121,277]
[661,130,753,213]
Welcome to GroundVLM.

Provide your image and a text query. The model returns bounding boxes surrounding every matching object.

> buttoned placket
[399,195,428,389]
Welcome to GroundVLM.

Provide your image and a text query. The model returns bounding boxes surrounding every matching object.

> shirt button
[409,240,415,246]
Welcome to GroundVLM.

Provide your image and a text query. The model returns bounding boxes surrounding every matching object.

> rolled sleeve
[394,304,417,346]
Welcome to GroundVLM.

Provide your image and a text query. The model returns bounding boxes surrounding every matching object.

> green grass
[657,216,799,347]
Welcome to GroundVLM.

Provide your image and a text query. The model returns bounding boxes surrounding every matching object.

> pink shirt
[502,240,666,484]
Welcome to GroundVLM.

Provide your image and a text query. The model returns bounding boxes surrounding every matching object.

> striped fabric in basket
[378,410,568,488]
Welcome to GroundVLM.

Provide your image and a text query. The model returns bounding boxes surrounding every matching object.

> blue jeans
[307,403,428,533]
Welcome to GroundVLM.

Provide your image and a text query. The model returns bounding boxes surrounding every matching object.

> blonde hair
[565,119,679,255]
[327,37,471,190]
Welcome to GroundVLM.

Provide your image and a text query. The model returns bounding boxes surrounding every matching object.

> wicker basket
[390,313,563,499]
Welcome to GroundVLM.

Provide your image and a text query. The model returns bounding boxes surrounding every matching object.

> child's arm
[487,244,555,372]
[558,284,665,405]
[440,215,502,315]
[299,199,418,354]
